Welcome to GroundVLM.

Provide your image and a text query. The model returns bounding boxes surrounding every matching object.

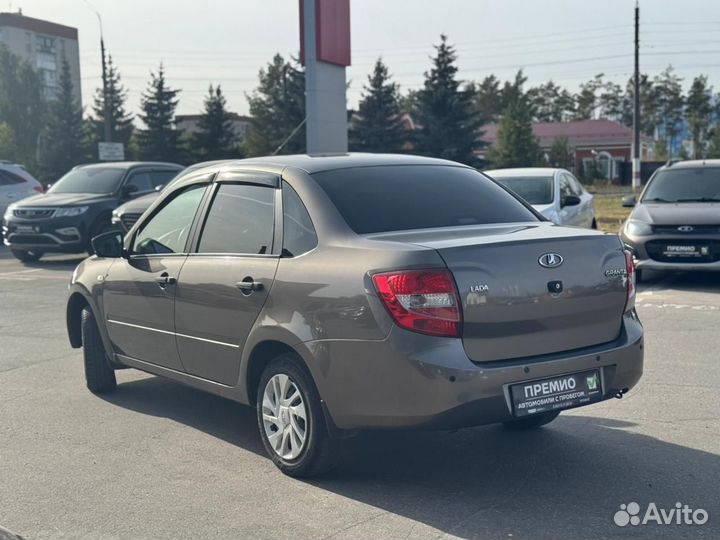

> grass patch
[595,195,632,233]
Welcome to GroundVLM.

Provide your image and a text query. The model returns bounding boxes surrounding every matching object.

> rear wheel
[256,355,338,477]
[11,249,43,262]
[502,411,560,430]
[635,269,643,284]
[81,307,116,394]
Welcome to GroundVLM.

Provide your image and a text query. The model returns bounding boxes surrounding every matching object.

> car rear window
[312,165,539,234]
[491,175,554,205]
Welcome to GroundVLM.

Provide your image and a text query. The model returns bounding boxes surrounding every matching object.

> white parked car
[484,167,597,228]
[0,161,43,218]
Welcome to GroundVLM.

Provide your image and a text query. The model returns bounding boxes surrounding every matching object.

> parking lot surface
[1,246,718,540]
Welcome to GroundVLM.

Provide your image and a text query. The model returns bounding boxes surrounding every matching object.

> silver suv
[66,154,643,477]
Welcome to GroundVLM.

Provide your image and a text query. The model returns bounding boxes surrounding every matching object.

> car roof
[484,167,561,177]
[661,159,720,170]
[74,161,184,170]
[193,153,468,175]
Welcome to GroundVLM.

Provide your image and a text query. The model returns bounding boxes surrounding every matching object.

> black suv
[2,162,182,262]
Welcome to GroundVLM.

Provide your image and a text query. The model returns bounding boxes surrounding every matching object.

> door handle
[236,277,263,293]
[155,273,177,286]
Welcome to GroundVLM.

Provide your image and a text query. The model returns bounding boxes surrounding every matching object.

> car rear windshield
[642,168,720,203]
[48,167,125,194]
[312,165,539,234]
[491,175,554,205]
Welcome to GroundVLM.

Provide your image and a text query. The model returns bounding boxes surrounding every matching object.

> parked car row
[2,161,183,262]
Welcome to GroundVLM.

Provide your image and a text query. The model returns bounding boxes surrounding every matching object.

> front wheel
[256,355,338,477]
[502,411,560,430]
[11,249,43,263]
[81,307,117,394]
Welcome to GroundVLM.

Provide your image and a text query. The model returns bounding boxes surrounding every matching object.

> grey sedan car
[66,154,643,477]
[485,167,597,228]
[620,159,720,282]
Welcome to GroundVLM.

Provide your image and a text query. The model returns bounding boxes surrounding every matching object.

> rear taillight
[624,250,636,312]
[372,269,461,337]
[33,186,44,193]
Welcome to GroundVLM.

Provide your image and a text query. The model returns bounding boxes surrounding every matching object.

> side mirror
[91,230,125,258]
[561,194,581,208]
[121,184,139,198]
[622,195,636,208]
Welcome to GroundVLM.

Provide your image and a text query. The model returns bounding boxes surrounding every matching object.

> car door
[101,179,211,370]
[0,170,26,217]
[558,172,582,226]
[173,171,280,385]
[569,173,595,228]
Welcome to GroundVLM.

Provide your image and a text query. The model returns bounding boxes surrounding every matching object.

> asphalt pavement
[0,245,718,540]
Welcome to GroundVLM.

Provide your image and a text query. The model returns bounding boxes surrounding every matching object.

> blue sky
[9,0,720,115]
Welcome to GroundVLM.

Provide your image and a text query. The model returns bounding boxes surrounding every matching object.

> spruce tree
[654,66,684,157]
[42,59,86,180]
[191,85,239,161]
[137,64,181,162]
[488,89,543,169]
[244,54,305,156]
[349,58,406,153]
[413,35,483,165]
[90,55,133,149]
[472,75,503,123]
[548,136,574,169]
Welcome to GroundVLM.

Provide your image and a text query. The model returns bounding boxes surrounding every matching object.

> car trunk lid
[370,223,628,362]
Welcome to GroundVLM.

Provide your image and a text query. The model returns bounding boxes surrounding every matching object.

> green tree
[0,122,18,158]
[654,66,684,156]
[574,74,604,120]
[0,44,44,167]
[349,58,406,153]
[90,55,133,151]
[42,59,86,180]
[706,126,720,159]
[598,81,624,122]
[191,84,239,161]
[413,35,483,165]
[137,64,182,162]
[653,136,670,161]
[548,136,574,169]
[685,75,713,158]
[471,74,503,123]
[244,54,305,156]
[488,86,543,168]
[527,80,574,122]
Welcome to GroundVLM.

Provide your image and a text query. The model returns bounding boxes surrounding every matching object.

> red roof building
[482,119,653,180]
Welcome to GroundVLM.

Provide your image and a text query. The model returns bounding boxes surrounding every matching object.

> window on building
[35,35,55,54]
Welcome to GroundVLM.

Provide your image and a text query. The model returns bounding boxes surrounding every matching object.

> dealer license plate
[510,369,603,417]
[663,245,709,258]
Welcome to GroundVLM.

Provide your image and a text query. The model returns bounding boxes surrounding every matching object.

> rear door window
[197,184,275,255]
[312,165,538,234]
[126,171,153,193]
[282,181,317,256]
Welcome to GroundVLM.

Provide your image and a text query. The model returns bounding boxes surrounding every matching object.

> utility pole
[85,1,111,143]
[632,0,641,189]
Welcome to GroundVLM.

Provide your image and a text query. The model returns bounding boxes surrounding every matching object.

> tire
[502,411,560,430]
[256,354,338,477]
[81,307,116,394]
[591,219,598,230]
[11,249,43,263]
[635,269,643,284]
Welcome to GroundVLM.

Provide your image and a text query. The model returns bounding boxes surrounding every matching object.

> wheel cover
[261,374,308,460]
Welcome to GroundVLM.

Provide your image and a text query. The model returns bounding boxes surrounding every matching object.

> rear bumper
[305,313,644,430]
